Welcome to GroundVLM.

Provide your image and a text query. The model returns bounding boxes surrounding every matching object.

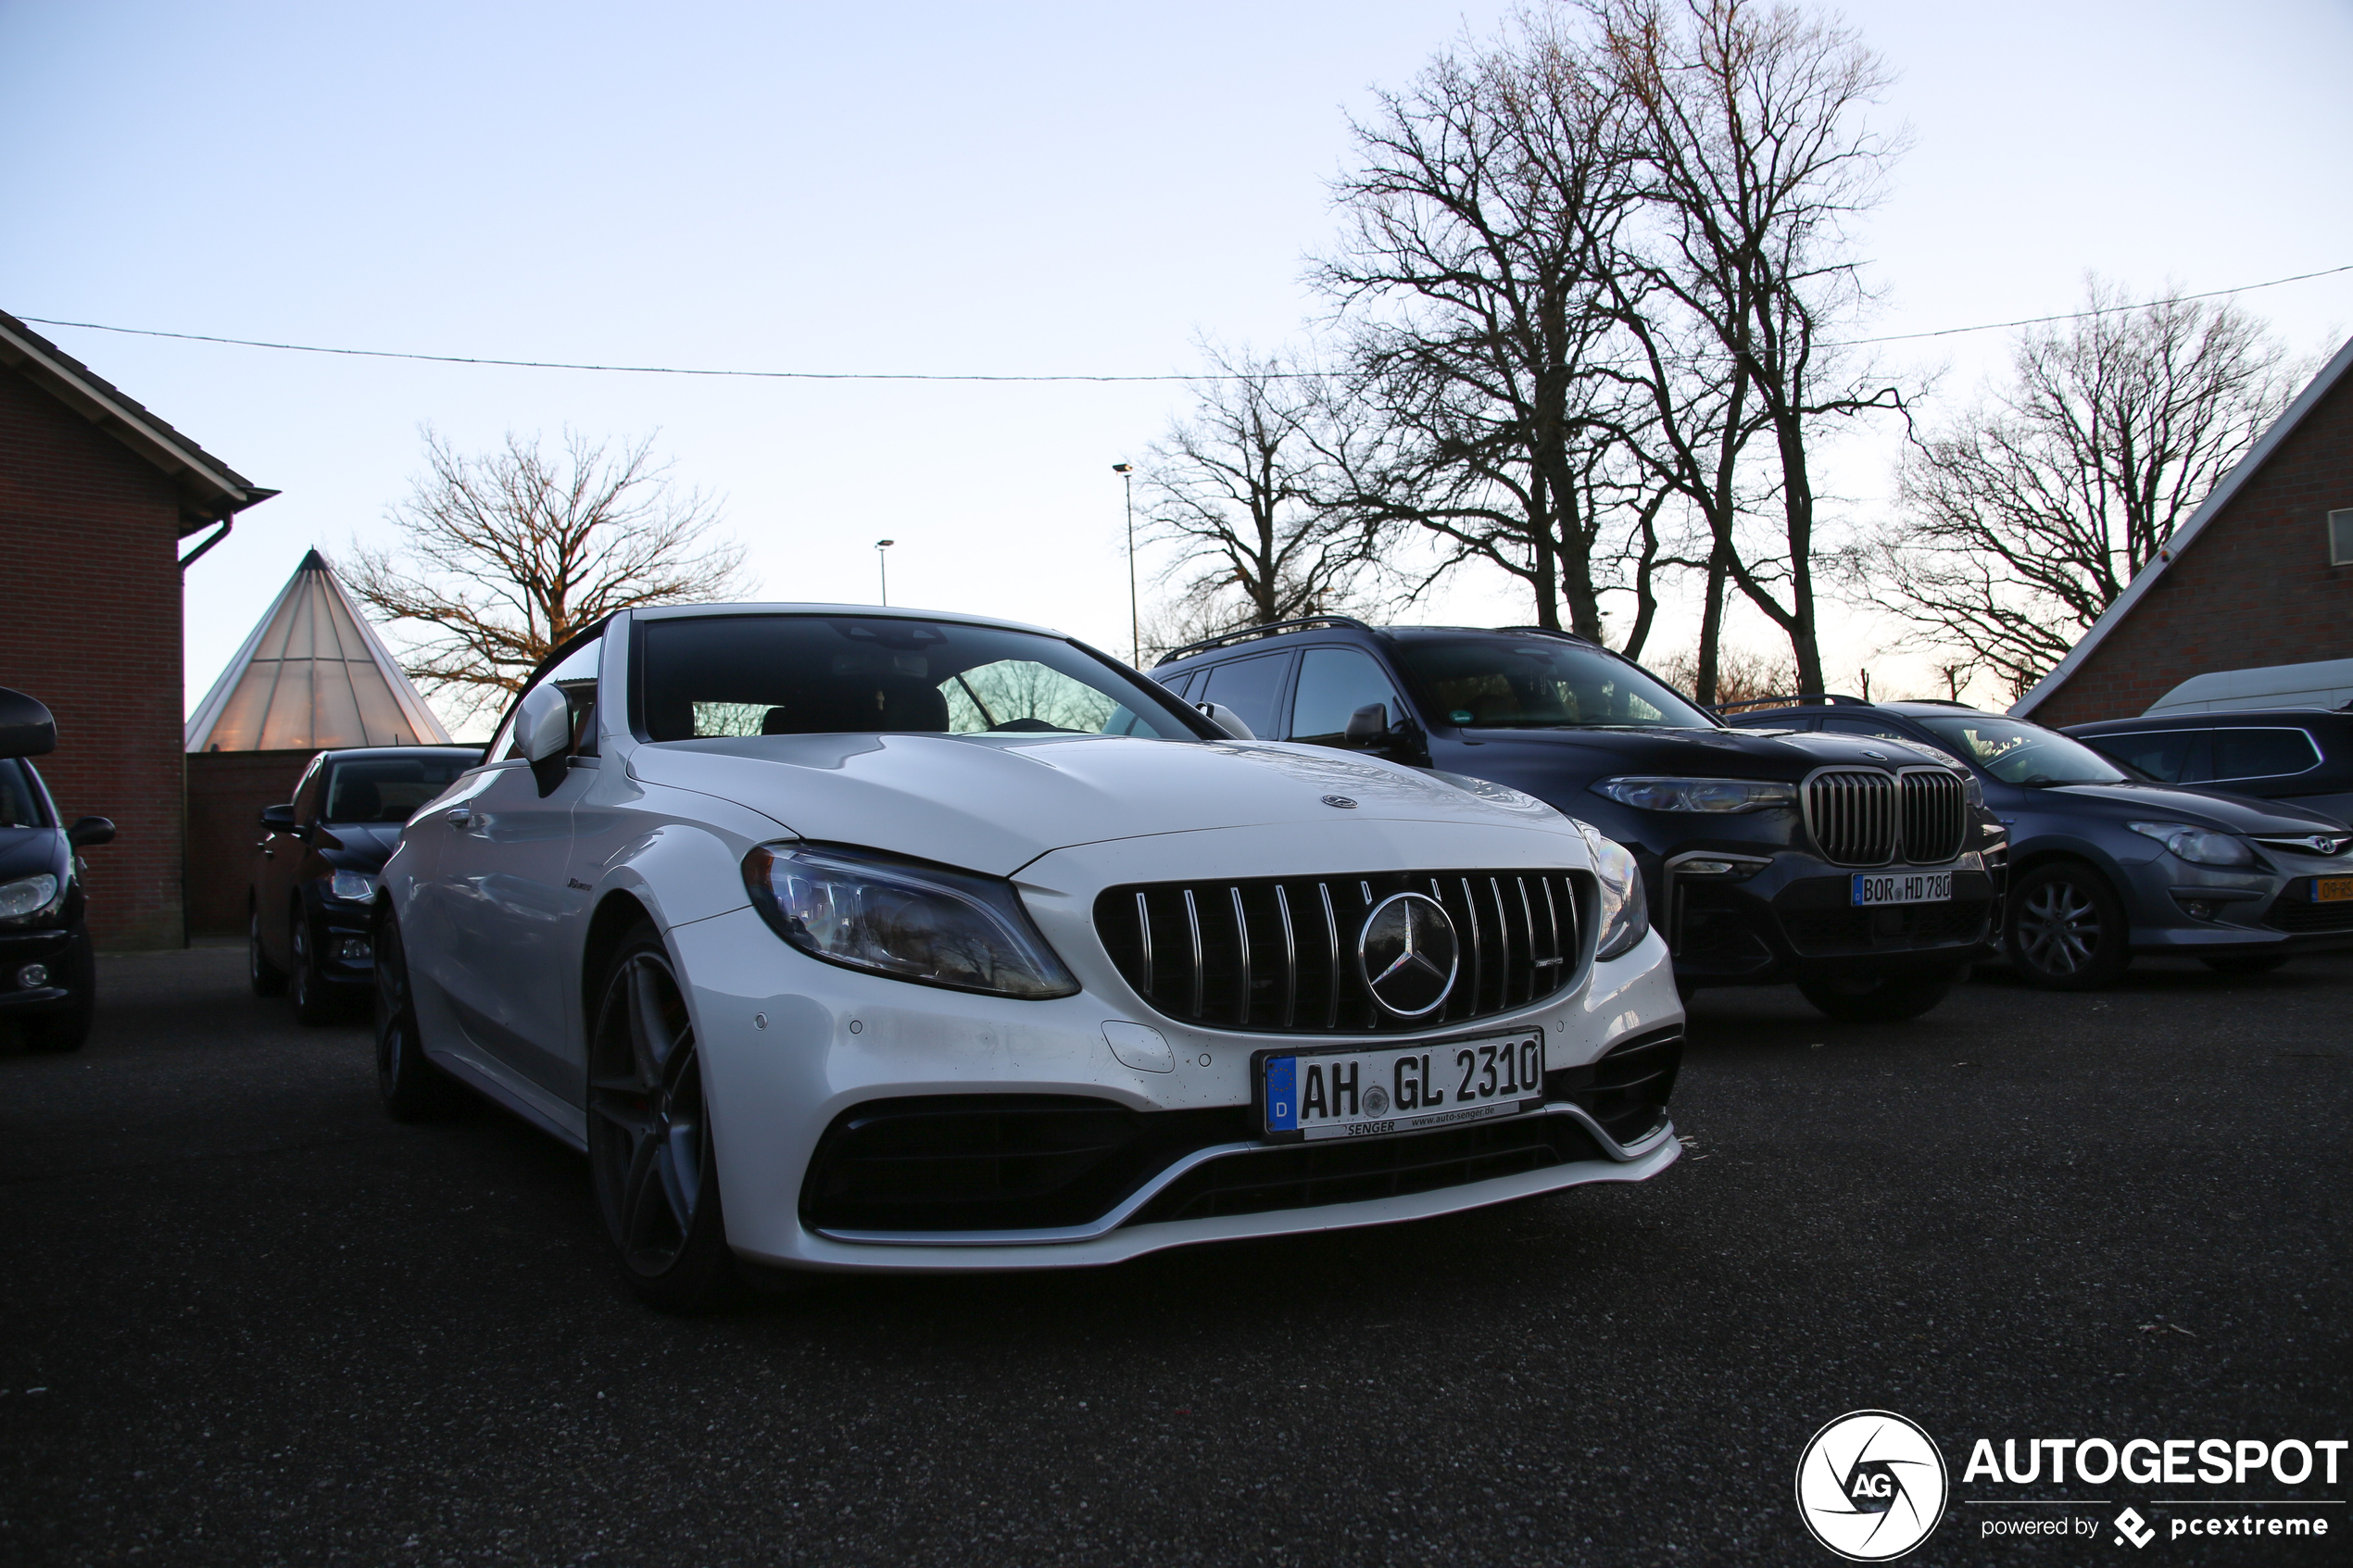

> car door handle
[445,807,473,827]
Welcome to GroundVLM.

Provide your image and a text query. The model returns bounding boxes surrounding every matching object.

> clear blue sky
[4,0,2348,724]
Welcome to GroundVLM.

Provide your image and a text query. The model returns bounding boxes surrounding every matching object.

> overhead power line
[19,262,2347,383]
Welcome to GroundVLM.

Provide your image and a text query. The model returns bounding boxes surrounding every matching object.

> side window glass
[1198,654,1290,740]
[2087,730,2200,784]
[1290,647,1403,746]
[1157,670,1195,700]
[497,636,603,762]
[2211,728,2320,781]
[0,759,44,829]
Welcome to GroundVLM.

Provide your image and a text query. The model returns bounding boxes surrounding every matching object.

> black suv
[2064,709,2353,826]
[1722,696,2353,987]
[1152,620,2005,1021]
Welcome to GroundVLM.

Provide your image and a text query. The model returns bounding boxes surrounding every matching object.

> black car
[2064,708,2353,827]
[1151,620,2006,1021]
[0,688,115,1052]
[249,746,478,1022]
[1721,696,2353,987]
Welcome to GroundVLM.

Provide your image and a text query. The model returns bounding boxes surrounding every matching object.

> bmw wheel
[373,909,446,1121]
[249,906,286,997]
[586,924,739,1312]
[2007,862,2131,990]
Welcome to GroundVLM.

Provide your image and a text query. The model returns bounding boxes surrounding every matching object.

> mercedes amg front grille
[1094,870,1587,1035]
[1804,768,1969,867]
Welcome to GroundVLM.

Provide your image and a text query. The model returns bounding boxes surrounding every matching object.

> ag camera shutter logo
[1795,1410,1949,1561]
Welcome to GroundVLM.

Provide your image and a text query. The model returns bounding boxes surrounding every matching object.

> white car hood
[623,732,1566,876]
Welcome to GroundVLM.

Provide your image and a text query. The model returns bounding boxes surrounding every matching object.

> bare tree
[1867,284,2302,699]
[1647,641,1796,707]
[1315,10,1676,641]
[1593,0,1906,697]
[346,429,747,724]
[1139,346,1381,642]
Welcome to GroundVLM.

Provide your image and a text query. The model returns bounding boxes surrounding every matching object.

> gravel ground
[0,944,2344,1567]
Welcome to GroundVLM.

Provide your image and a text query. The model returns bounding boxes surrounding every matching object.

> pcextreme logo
[1795,1410,1950,1561]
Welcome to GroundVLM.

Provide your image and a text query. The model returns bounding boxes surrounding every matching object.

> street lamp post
[875,538,895,606]
[1112,463,1137,664]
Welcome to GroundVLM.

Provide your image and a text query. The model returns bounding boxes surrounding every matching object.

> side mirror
[0,687,57,759]
[68,816,114,848]
[518,684,573,795]
[1196,702,1257,741]
[1345,703,1390,746]
[259,803,297,832]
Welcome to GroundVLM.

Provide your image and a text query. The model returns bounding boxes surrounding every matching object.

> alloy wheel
[587,951,710,1277]
[2017,879,2100,976]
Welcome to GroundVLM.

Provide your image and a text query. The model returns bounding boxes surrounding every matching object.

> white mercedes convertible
[373,606,1683,1308]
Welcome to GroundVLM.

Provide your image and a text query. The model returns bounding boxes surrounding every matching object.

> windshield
[1391,635,1717,730]
[0,759,46,829]
[1911,715,2130,785]
[636,615,1202,743]
[325,756,478,822]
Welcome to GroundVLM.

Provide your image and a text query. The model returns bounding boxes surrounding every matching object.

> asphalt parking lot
[1,947,2345,1567]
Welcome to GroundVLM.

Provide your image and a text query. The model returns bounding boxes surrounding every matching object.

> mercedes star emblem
[1357,892,1460,1018]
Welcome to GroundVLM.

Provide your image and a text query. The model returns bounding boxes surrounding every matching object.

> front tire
[1797,967,1959,1022]
[290,907,340,1025]
[23,932,94,1053]
[2007,862,2132,991]
[586,924,739,1312]
[249,907,286,997]
[373,909,446,1121]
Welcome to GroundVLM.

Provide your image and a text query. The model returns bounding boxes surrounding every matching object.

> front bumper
[1661,850,2000,985]
[673,887,1685,1275]
[2116,852,2353,956]
[0,927,79,1016]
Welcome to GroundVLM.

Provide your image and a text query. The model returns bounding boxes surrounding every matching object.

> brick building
[2013,333,2353,726]
[0,310,273,948]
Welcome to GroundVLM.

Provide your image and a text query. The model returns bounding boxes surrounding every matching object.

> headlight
[1574,822,1651,960]
[742,843,1079,999]
[1591,776,1796,813]
[0,873,60,920]
[2128,822,2256,868]
[328,870,378,902]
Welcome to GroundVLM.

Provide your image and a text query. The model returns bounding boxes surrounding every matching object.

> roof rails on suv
[1153,616,1377,666]
[1710,693,1869,715]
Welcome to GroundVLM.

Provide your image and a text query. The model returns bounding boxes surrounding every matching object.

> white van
[2145,658,2353,715]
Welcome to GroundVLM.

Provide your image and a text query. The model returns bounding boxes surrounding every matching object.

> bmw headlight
[1591,776,1796,813]
[0,873,60,921]
[742,843,1079,999]
[1574,822,1651,960]
[328,869,378,902]
[2128,822,2256,869]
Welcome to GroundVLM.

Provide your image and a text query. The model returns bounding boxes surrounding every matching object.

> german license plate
[2315,876,2353,903]
[1262,1032,1544,1141]
[1851,871,1953,906]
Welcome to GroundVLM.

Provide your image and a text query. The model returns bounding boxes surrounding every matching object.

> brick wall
[184,749,317,937]
[2026,368,2353,728]
[0,370,190,948]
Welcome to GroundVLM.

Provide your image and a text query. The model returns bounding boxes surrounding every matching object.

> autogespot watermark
[1795,1413,2347,1558]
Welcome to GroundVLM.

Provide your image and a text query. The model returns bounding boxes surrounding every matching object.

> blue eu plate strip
[1265,1057,1298,1133]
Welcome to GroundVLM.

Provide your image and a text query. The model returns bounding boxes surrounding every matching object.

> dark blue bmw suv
[1152,620,2006,1021]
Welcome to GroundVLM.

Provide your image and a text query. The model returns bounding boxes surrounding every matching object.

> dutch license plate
[1851,871,1953,907]
[2315,876,2353,903]
[1262,1032,1544,1141]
